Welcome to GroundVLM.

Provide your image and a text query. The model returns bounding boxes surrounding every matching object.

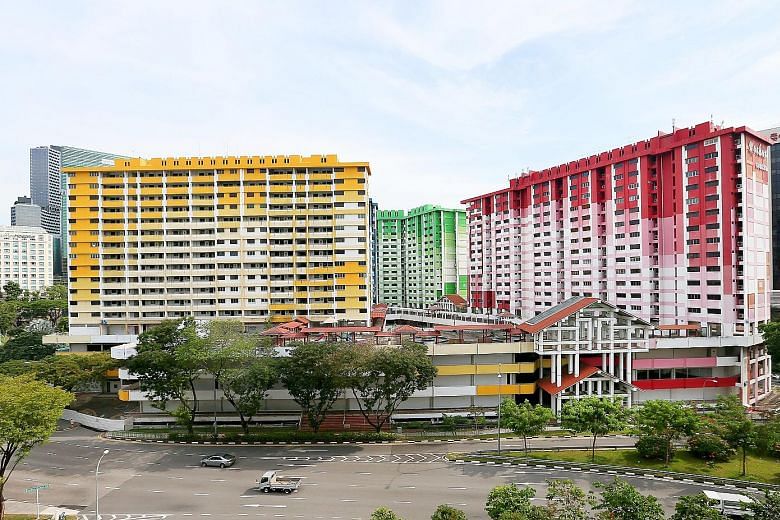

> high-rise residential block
[375,205,468,308]
[62,154,371,342]
[10,196,42,227]
[464,122,772,405]
[0,226,53,292]
[759,127,779,290]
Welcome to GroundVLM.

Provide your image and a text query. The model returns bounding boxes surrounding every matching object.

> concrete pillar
[608,352,615,376]
[625,353,632,384]
[574,354,580,377]
[567,354,574,374]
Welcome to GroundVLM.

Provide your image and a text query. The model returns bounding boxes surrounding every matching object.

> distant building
[10,196,42,227]
[375,205,468,308]
[0,226,53,292]
[369,199,379,304]
[30,145,127,276]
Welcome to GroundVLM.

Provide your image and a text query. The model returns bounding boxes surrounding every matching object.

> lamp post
[497,363,502,456]
[96,449,109,520]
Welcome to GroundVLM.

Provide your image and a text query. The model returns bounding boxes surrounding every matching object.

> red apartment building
[463,122,772,406]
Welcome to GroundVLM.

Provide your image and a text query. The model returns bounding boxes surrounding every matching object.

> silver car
[200,454,236,468]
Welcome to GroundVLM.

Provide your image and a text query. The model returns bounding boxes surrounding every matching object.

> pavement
[3,427,750,519]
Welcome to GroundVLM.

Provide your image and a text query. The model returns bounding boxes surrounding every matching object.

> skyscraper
[10,196,42,227]
[29,145,127,275]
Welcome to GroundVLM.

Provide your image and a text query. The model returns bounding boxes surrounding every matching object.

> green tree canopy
[485,484,545,520]
[0,331,52,362]
[593,477,664,520]
[561,397,629,461]
[501,398,555,456]
[671,493,727,520]
[370,507,404,520]
[35,353,117,392]
[758,321,780,371]
[345,342,437,432]
[431,504,468,520]
[632,400,700,464]
[125,319,203,433]
[710,395,756,476]
[747,490,780,520]
[278,341,347,433]
[0,375,73,517]
[544,479,593,520]
[2,282,22,301]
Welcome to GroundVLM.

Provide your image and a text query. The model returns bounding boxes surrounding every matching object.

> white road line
[194,493,209,496]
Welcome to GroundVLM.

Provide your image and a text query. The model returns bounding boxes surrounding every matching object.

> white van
[702,490,754,518]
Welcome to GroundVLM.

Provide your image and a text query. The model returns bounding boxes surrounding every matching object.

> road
[4,428,735,519]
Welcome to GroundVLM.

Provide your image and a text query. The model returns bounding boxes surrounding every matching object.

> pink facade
[463,122,773,405]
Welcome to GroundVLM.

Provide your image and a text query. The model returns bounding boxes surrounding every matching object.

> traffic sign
[24,484,49,493]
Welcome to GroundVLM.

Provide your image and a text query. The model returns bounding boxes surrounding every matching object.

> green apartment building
[375,205,468,308]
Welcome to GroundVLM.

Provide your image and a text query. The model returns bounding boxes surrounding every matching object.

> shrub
[687,433,735,462]
[755,421,780,458]
[635,435,669,461]
[167,430,397,443]
[371,507,403,520]
[431,504,468,520]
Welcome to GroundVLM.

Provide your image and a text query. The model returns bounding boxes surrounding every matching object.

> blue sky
[0,1,777,223]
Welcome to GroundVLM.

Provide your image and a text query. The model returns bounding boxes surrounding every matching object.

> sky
[0,0,778,223]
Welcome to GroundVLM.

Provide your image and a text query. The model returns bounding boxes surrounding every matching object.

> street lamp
[497,363,502,456]
[96,449,109,520]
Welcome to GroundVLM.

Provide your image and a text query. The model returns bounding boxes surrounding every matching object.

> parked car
[200,454,236,468]
[256,470,302,494]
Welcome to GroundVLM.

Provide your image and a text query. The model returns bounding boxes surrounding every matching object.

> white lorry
[256,470,302,494]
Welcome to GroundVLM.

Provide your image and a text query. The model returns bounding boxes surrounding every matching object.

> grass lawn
[512,449,780,484]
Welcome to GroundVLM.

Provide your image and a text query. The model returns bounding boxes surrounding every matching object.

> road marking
[401,486,416,489]
[341,499,357,502]
[448,487,468,490]
[209,479,226,482]
[194,493,209,496]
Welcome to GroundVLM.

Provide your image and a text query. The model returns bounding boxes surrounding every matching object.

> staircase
[300,412,389,432]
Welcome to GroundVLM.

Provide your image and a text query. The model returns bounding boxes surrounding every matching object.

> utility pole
[497,363,502,456]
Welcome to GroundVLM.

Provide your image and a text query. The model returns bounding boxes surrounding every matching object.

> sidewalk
[3,498,79,518]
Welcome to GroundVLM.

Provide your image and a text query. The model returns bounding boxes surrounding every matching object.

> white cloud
[360,0,636,70]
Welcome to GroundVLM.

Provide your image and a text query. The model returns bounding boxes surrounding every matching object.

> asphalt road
[4,428,736,519]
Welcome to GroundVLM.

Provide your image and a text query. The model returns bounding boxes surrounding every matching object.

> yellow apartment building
[55,154,370,349]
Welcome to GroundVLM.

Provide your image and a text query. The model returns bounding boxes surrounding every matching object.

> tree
[746,490,780,520]
[431,504,468,520]
[593,478,664,520]
[219,345,278,434]
[35,353,117,392]
[632,400,700,465]
[279,342,346,433]
[125,319,203,434]
[544,479,592,520]
[710,395,756,476]
[0,302,18,335]
[370,507,403,520]
[42,285,67,302]
[671,493,727,520]
[759,321,780,371]
[561,397,629,462]
[2,282,22,301]
[485,484,545,520]
[0,331,53,362]
[345,342,437,432]
[501,398,555,456]
[0,375,73,517]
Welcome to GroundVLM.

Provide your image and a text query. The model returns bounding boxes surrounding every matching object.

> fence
[62,409,127,432]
